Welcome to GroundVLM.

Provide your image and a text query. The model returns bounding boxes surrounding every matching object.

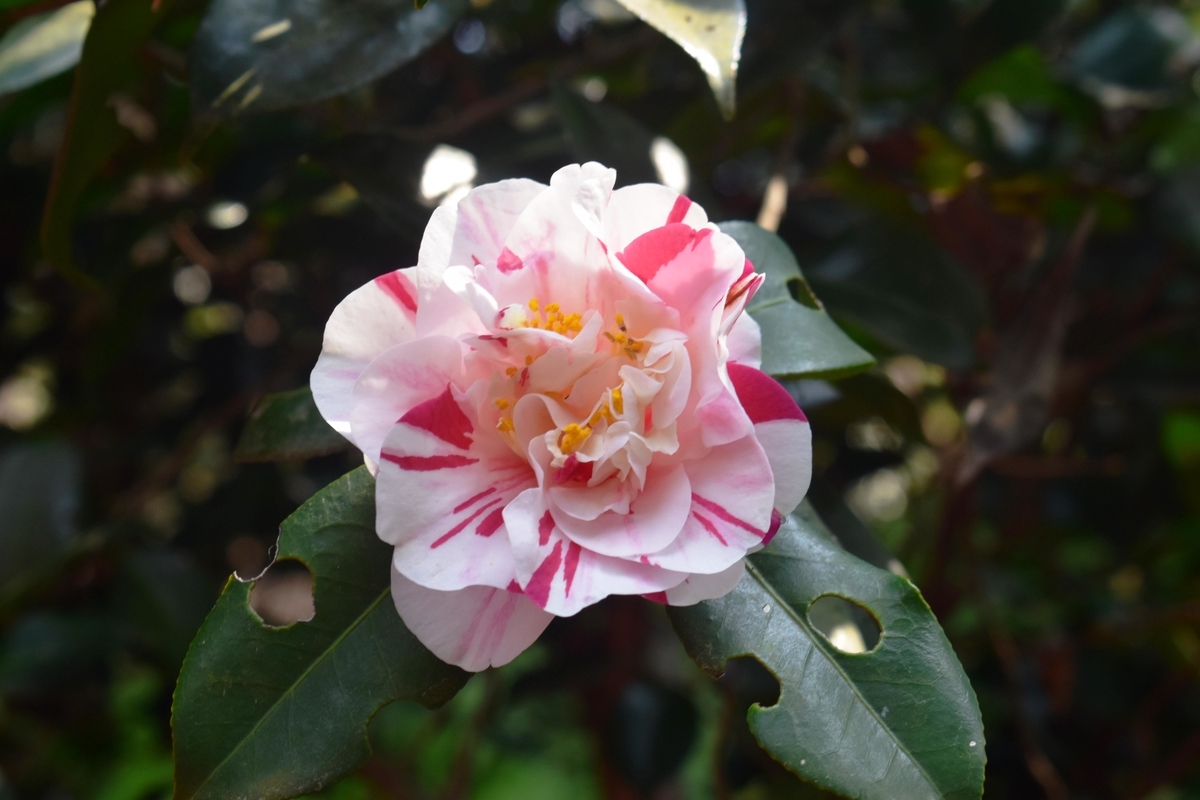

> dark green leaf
[0,0,93,95]
[189,0,467,119]
[720,221,875,380]
[171,467,469,800]
[1070,7,1174,95]
[39,0,177,286]
[806,223,988,369]
[234,387,352,462]
[668,503,986,800]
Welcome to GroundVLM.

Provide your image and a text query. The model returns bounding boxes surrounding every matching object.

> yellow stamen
[615,313,625,329]
[494,398,509,410]
[506,366,519,377]
[525,355,534,366]
[545,303,560,313]
[611,388,624,415]
[496,418,514,432]
[528,298,540,312]
[559,423,591,455]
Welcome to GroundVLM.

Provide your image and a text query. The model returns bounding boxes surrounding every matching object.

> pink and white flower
[311,163,812,672]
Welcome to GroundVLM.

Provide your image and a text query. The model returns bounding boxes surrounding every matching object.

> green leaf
[234,387,351,463]
[612,0,746,119]
[0,0,93,96]
[668,503,986,800]
[189,0,467,119]
[39,0,177,287]
[171,467,469,800]
[719,221,875,380]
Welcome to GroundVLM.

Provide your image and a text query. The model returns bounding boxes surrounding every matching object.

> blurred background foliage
[1,0,1200,797]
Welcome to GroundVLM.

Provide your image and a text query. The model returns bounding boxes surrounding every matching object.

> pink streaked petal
[504,489,686,616]
[391,568,553,672]
[727,363,808,423]
[664,560,746,606]
[693,387,754,447]
[348,337,464,466]
[604,184,709,254]
[417,179,546,282]
[550,463,692,558]
[378,392,535,591]
[310,268,419,440]
[642,436,774,574]
[617,223,697,284]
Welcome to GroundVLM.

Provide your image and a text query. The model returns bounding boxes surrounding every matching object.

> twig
[756,80,804,233]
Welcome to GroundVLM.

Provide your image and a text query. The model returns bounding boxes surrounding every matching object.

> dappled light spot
[250,559,315,627]
[808,595,881,654]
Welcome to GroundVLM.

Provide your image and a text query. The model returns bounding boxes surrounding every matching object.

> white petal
[664,560,745,606]
[310,269,418,441]
[391,568,553,672]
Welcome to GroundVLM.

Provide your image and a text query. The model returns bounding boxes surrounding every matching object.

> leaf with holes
[720,221,875,380]
[235,387,351,462]
[667,502,986,800]
[189,0,466,119]
[171,467,469,800]
[612,0,746,118]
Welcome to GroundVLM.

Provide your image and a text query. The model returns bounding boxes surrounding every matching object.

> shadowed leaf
[235,387,351,463]
[189,0,466,119]
[720,221,875,380]
[668,503,986,799]
[171,467,469,800]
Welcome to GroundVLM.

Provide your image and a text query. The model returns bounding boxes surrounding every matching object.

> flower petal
[417,178,546,279]
[391,567,553,672]
[726,312,762,369]
[728,363,812,515]
[550,460,693,559]
[642,434,775,574]
[348,336,470,468]
[603,184,709,254]
[504,489,686,616]
[664,560,746,606]
[311,268,419,440]
[378,387,535,591]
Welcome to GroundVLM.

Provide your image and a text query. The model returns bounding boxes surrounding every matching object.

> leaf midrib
[186,584,390,799]
[745,558,941,795]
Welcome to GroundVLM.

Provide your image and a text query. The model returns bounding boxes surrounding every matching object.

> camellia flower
[311,163,811,671]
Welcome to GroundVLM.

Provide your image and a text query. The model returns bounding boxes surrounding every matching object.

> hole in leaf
[720,656,781,708]
[250,559,314,627]
[786,276,822,309]
[808,595,882,654]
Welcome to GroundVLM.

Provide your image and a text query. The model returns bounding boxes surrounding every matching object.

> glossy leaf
[668,503,986,800]
[39,0,177,285]
[0,0,93,96]
[189,0,467,119]
[171,467,469,800]
[234,387,351,462]
[612,0,746,118]
[720,221,875,380]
